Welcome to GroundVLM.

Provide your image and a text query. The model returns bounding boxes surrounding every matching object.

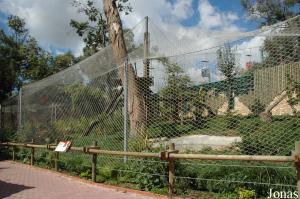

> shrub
[235,187,256,199]
[225,112,240,129]
[249,98,265,116]
[237,116,300,155]
[116,158,167,191]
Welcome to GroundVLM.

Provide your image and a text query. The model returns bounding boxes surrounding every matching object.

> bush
[249,98,265,116]
[148,121,179,138]
[235,187,256,199]
[116,158,167,191]
[225,112,240,129]
[237,116,300,155]
[177,160,296,197]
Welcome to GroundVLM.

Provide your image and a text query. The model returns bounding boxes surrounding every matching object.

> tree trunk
[103,0,147,137]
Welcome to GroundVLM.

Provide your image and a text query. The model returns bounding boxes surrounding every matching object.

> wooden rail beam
[169,153,293,162]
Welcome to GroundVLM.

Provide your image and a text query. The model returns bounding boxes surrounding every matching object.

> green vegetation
[10,143,296,198]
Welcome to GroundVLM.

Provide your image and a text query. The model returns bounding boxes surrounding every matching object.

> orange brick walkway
[0,161,161,199]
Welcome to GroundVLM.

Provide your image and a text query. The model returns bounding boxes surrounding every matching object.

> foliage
[70,0,132,57]
[0,15,75,103]
[116,158,167,191]
[237,116,300,155]
[52,51,76,73]
[217,44,238,111]
[241,0,300,26]
[80,170,92,179]
[159,58,192,122]
[235,187,256,199]
[249,98,265,116]
[15,121,59,144]
[64,84,106,117]
[225,112,240,129]
[287,74,300,114]
[191,88,208,128]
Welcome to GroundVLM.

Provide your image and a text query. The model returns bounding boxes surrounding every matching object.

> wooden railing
[1,141,299,198]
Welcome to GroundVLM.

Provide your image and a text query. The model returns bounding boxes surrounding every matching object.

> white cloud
[1,0,256,85]
[0,0,243,58]
[198,0,239,29]
[0,0,85,56]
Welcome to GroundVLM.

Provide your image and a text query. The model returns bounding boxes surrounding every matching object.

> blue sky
[0,0,262,56]
[178,0,258,30]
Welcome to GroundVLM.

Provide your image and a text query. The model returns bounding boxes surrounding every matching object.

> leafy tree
[70,0,132,57]
[0,15,29,101]
[21,37,53,81]
[241,0,300,26]
[217,44,238,111]
[159,58,192,122]
[0,15,76,102]
[64,84,106,117]
[52,51,75,73]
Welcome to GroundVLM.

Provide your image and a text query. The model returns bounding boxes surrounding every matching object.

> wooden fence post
[168,143,176,199]
[92,141,97,182]
[12,146,16,161]
[294,141,300,196]
[54,139,59,171]
[30,139,34,166]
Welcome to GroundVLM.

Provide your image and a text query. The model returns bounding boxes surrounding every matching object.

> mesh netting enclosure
[1,16,300,195]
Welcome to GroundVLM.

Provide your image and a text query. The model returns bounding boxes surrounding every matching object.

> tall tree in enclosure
[159,58,192,122]
[103,0,147,137]
[70,0,132,57]
[217,44,238,111]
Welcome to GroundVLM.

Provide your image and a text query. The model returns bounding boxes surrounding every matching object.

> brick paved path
[0,161,159,199]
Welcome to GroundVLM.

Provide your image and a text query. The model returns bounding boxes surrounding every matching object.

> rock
[150,134,242,152]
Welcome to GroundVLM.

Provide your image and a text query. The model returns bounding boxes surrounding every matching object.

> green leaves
[70,0,132,57]
[0,15,76,102]
[241,0,300,26]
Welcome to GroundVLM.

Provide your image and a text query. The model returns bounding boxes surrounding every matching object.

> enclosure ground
[0,161,165,199]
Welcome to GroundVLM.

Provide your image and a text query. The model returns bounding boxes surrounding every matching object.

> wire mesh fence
[1,15,300,197]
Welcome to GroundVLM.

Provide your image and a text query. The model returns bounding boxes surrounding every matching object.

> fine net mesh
[1,16,300,195]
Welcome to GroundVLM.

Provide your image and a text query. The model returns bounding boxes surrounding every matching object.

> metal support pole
[143,16,150,78]
[123,57,129,163]
[294,141,300,196]
[30,139,34,166]
[54,139,59,171]
[168,143,175,198]
[92,141,97,182]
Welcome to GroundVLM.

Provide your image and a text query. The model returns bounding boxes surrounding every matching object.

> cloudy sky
[0,0,259,56]
[0,0,267,85]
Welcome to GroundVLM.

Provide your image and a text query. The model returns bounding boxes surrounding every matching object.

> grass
[7,114,300,198]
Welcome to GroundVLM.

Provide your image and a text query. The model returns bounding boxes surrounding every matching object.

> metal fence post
[123,58,129,163]
[92,140,97,182]
[168,143,176,199]
[30,139,34,166]
[294,141,300,196]
[54,139,59,171]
